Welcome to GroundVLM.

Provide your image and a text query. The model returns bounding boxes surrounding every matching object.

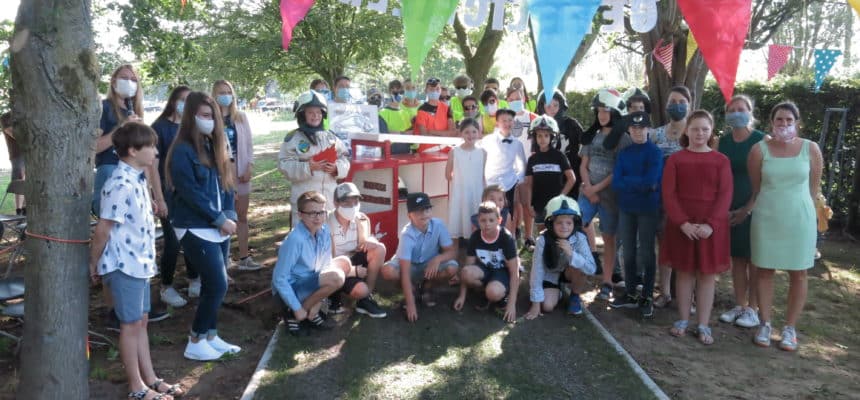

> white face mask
[195,116,214,136]
[337,204,360,220]
[455,88,472,97]
[115,79,138,98]
[486,103,498,114]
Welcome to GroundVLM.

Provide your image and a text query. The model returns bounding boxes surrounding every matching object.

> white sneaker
[160,286,188,308]
[735,307,760,328]
[187,278,201,298]
[184,338,224,361]
[719,305,744,323]
[235,256,264,271]
[754,323,772,347]
[207,335,241,354]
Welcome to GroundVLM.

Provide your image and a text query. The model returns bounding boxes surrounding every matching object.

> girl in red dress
[660,110,733,345]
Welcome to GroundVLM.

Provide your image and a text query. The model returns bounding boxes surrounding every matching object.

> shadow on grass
[255,281,658,400]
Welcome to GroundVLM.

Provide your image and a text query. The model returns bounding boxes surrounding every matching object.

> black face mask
[369,95,383,107]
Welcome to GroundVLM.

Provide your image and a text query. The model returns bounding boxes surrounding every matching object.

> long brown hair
[212,80,245,124]
[164,91,234,191]
[680,110,717,148]
[108,64,144,122]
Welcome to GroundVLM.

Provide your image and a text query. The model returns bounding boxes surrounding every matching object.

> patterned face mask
[773,124,797,142]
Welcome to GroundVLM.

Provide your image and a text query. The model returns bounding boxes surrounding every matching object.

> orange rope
[25,230,91,244]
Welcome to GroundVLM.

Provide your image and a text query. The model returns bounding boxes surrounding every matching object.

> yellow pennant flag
[686,32,698,66]
[850,0,860,17]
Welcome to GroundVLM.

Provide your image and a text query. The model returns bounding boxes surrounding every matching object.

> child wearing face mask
[414,77,455,139]
[401,79,422,119]
[480,90,499,135]
[324,183,388,318]
[379,80,413,154]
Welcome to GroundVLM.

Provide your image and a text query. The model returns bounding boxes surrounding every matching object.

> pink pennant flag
[767,44,793,81]
[280,0,315,50]
[652,38,674,77]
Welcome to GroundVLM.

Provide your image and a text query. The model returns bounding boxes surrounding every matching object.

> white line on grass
[583,308,670,400]
[240,322,283,400]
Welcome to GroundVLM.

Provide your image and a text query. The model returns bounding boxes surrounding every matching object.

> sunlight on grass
[291,340,346,373]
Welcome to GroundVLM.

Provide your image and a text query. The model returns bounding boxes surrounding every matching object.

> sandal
[129,388,171,400]
[150,379,185,397]
[697,325,714,345]
[669,320,688,337]
[654,294,672,308]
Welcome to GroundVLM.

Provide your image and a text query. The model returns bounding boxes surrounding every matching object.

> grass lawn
[256,284,658,400]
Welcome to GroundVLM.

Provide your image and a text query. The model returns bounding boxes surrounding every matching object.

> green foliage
[0,20,14,111]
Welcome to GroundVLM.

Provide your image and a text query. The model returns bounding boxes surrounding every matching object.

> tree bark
[452,3,504,87]
[11,1,101,398]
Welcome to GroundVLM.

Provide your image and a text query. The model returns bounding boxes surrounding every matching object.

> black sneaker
[523,238,536,253]
[611,271,625,289]
[307,312,335,330]
[286,318,309,337]
[639,297,654,318]
[610,293,639,309]
[356,295,387,318]
[327,295,345,315]
[495,296,509,311]
[148,309,171,322]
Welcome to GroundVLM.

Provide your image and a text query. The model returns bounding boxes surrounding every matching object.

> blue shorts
[103,270,151,324]
[578,195,619,235]
[290,274,322,305]
[480,266,511,292]
[385,257,459,284]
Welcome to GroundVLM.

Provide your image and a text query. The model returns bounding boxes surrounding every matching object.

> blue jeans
[618,210,659,299]
[159,217,197,285]
[93,163,117,216]
[181,232,229,337]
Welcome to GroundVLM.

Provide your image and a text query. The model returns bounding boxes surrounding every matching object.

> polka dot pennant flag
[813,49,842,92]
[767,44,793,81]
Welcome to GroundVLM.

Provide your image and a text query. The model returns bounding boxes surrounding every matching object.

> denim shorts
[480,266,511,292]
[577,195,619,235]
[103,270,150,324]
[385,257,459,284]
[290,274,322,305]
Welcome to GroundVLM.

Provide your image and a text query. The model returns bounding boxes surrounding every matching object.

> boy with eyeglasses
[273,191,350,336]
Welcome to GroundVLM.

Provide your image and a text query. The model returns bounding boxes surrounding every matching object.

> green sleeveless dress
[718,130,765,258]
[750,140,816,270]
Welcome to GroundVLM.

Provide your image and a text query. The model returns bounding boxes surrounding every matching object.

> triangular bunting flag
[528,0,603,103]
[685,32,698,66]
[280,0,315,50]
[653,38,674,77]
[813,49,842,92]
[850,0,860,17]
[401,0,460,80]
[767,44,793,81]
[677,0,752,103]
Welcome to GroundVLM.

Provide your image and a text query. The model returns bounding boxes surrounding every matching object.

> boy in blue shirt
[273,191,349,336]
[90,122,184,399]
[381,192,459,322]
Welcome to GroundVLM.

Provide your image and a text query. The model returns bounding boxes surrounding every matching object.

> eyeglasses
[426,78,440,86]
[299,210,327,217]
[440,96,451,101]
[464,105,478,110]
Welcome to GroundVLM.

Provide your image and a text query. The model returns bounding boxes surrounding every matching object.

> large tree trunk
[640,0,708,126]
[11,1,101,398]
[452,3,504,87]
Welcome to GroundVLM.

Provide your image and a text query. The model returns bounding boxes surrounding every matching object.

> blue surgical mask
[391,93,403,103]
[216,94,233,107]
[404,90,417,100]
[426,91,440,101]
[666,103,688,121]
[725,111,750,128]
[510,100,524,112]
[316,89,332,100]
[175,100,185,115]
[337,88,351,101]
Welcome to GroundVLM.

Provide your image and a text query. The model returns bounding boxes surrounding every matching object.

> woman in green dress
[748,102,823,352]
[716,95,765,329]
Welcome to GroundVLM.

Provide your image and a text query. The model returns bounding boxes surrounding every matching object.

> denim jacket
[168,142,236,229]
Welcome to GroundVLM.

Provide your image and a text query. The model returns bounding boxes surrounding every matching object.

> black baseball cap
[407,192,433,212]
[627,111,651,128]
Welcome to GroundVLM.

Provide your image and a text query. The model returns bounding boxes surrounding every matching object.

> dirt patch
[589,237,860,400]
